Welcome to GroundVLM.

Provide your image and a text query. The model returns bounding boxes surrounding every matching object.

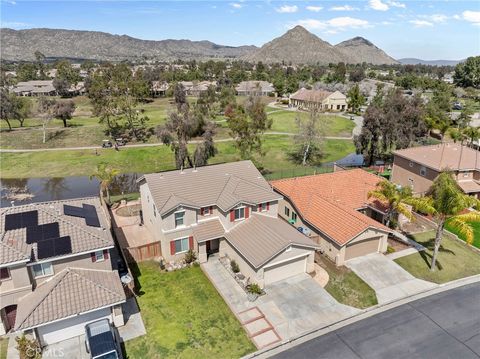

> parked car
[85,319,120,359]
[102,140,113,148]
[453,102,463,110]
[116,138,126,146]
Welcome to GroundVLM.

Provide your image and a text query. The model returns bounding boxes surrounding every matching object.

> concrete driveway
[256,274,360,340]
[346,253,437,304]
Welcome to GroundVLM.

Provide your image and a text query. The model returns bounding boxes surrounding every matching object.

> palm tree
[89,163,119,203]
[416,172,480,271]
[368,180,430,228]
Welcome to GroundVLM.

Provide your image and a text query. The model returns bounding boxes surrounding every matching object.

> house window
[32,262,53,278]
[203,207,210,215]
[0,268,10,280]
[420,166,427,177]
[292,212,297,222]
[285,207,290,217]
[463,172,469,178]
[258,202,268,212]
[174,237,189,254]
[234,207,245,220]
[175,211,185,227]
[95,250,105,262]
[153,204,156,217]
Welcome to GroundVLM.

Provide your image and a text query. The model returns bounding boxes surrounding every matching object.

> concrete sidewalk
[346,253,437,304]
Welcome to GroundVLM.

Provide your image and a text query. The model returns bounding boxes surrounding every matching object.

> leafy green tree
[289,109,325,166]
[34,50,47,79]
[17,63,38,82]
[347,84,366,114]
[454,56,480,88]
[226,96,272,159]
[0,90,31,129]
[53,100,76,127]
[413,172,480,271]
[89,163,119,203]
[349,67,365,82]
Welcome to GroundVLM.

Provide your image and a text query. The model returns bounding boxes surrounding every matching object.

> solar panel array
[63,204,101,228]
[4,209,73,260]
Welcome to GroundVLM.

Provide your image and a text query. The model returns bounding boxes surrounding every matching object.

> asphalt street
[273,282,480,359]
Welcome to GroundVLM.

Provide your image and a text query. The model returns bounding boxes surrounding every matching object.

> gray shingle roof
[0,197,114,266]
[14,268,125,330]
[225,213,319,269]
[141,161,282,216]
[193,218,225,243]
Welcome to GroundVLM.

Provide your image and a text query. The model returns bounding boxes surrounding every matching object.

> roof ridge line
[69,268,123,299]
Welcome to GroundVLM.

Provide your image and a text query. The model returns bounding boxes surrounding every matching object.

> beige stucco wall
[391,155,439,195]
[0,264,32,308]
[219,239,262,286]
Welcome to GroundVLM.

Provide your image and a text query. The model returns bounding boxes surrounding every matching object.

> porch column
[198,242,207,263]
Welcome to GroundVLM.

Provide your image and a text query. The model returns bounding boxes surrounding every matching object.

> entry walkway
[346,253,437,304]
[202,257,359,347]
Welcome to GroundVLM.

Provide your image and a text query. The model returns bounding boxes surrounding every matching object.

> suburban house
[235,81,275,96]
[151,81,169,97]
[0,198,125,346]
[137,161,319,288]
[179,81,216,96]
[289,88,347,112]
[391,143,480,197]
[270,169,391,266]
[12,80,57,97]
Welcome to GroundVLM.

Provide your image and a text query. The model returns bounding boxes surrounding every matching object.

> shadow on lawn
[410,236,456,271]
[128,261,145,296]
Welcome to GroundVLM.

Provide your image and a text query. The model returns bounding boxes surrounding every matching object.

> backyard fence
[123,241,162,263]
[264,164,334,181]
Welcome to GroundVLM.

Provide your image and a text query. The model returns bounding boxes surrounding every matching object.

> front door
[206,241,211,253]
[4,305,17,332]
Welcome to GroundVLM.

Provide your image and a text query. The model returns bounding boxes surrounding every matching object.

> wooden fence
[123,241,162,263]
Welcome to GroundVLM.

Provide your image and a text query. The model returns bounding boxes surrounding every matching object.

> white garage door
[264,256,307,285]
[37,308,112,345]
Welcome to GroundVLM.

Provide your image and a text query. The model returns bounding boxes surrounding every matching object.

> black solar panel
[83,204,101,228]
[63,205,85,218]
[5,210,38,231]
[26,222,60,244]
[37,236,72,259]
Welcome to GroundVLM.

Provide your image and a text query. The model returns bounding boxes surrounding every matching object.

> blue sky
[1,0,479,60]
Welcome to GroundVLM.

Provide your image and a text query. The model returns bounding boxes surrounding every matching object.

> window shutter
[91,252,96,263]
[210,206,213,213]
[200,208,204,216]
[103,249,109,259]
[230,210,235,222]
[267,202,270,211]
[189,236,194,250]
[245,207,250,218]
[258,204,261,211]
[170,241,176,255]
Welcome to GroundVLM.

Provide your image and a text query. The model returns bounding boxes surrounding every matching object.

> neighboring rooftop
[271,169,390,245]
[0,197,113,266]
[14,267,125,330]
[290,88,346,102]
[225,213,319,268]
[235,80,275,93]
[394,143,480,171]
[139,161,282,215]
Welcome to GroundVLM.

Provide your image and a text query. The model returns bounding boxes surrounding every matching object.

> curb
[242,274,480,358]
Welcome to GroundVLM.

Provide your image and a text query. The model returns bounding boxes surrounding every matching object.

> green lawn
[316,254,378,309]
[124,262,255,359]
[0,337,7,359]
[444,219,480,249]
[394,231,480,284]
[0,136,355,178]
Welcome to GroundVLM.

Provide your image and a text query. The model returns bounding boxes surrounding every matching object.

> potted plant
[230,260,240,273]
[246,283,262,302]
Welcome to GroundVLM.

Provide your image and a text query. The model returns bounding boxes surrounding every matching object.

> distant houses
[151,81,169,97]
[236,81,275,96]
[179,81,216,96]
[289,88,347,112]
[11,80,86,97]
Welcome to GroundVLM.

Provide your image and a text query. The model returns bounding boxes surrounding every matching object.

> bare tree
[37,97,56,143]
[289,109,325,166]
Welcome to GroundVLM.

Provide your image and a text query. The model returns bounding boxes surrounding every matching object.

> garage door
[264,256,307,285]
[37,308,111,345]
[345,238,380,260]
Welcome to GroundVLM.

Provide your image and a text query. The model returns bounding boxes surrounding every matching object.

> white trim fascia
[0,259,29,268]
[263,252,309,269]
[26,246,114,266]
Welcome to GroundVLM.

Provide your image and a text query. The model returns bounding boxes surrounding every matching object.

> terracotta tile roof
[0,197,114,266]
[394,143,480,171]
[14,268,125,330]
[193,218,225,243]
[140,161,282,216]
[270,169,390,245]
[225,213,319,268]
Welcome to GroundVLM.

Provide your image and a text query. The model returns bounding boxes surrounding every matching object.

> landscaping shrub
[247,283,262,295]
[184,249,197,264]
[231,260,240,273]
[16,335,41,359]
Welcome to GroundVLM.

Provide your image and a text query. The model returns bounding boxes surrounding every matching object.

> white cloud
[230,3,242,9]
[462,10,480,25]
[291,16,371,32]
[419,14,448,23]
[410,20,433,27]
[1,0,16,4]
[1,21,31,29]
[369,0,405,11]
[330,5,358,11]
[276,5,298,13]
[306,5,323,12]
[369,0,389,11]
